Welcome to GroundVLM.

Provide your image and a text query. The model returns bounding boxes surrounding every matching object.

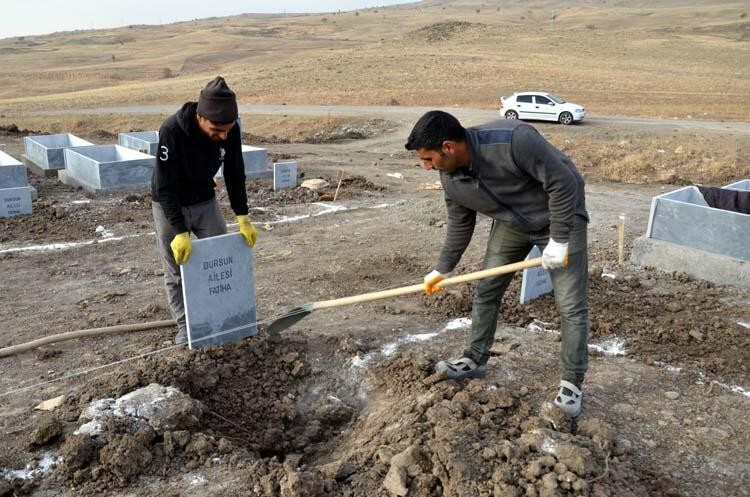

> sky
[1,0,416,39]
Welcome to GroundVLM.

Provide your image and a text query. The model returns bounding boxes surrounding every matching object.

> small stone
[383,465,408,496]
[482,448,497,460]
[541,472,558,489]
[664,302,683,313]
[665,391,680,400]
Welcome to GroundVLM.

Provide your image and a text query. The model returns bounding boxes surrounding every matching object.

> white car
[499,92,586,125]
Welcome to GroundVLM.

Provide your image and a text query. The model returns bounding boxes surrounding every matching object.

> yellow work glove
[237,215,258,248]
[424,269,448,295]
[170,232,192,265]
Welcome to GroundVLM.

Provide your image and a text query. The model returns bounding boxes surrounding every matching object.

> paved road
[34,104,750,134]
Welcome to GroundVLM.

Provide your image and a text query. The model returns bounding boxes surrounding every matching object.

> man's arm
[511,125,578,242]
[222,126,249,217]
[435,197,477,274]
[153,129,187,233]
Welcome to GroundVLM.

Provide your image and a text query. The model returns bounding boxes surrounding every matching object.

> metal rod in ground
[333,169,346,203]
[618,213,626,266]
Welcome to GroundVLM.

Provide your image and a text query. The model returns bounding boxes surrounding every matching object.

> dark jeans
[152,199,227,334]
[464,215,589,383]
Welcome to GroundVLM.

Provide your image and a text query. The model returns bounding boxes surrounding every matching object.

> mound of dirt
[244,118,390,144]
[0,123,40,135]
[410,21,488,42]
[47,335,355,493]
[17,334,678,496]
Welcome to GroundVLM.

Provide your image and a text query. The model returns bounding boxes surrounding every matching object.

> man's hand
[542,239,569,270]
[237,215,258,248]
[424,270,449,295]
[170,232,192,265]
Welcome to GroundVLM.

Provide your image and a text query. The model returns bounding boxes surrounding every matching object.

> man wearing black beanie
[151,76,258,345]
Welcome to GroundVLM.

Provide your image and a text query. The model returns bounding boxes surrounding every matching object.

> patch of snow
[541,438,557,455]
[2,453,59,480]
[190,474,206,485]
[95,225,115,238]
[589,338,626,356]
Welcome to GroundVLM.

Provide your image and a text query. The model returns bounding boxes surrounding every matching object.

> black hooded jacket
[151,102,248,233]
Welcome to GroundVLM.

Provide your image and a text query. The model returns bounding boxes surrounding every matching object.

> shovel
[267,257,543,334]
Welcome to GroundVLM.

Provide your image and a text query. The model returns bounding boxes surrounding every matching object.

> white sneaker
[554,380,582,417]
[434,357,486,380]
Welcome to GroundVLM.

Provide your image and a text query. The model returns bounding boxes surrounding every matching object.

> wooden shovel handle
[313,257,543,310]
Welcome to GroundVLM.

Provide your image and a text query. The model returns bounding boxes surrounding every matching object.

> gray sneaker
[435,357,486,380]
[554,380,582,417]
[174,329,188,345]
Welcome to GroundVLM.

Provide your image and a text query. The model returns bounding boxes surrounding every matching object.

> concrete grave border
[118,131,159,156]
[632,179,749,288]
[61,145,155,193]
[23,133,94,171]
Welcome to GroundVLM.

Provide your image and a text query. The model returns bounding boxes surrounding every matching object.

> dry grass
[0,113,391,145]
[0,0,747,120]
[545,130,749,185]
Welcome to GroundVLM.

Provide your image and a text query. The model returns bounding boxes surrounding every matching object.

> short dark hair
[405,111,465,151]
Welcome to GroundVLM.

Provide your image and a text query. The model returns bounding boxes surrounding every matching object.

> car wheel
[559,112,573,125]
[505,110,518,120]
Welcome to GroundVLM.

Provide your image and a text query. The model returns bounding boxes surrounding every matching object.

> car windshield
[547,94,565,104]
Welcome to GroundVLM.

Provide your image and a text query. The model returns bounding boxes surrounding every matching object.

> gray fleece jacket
[436,119,588,274]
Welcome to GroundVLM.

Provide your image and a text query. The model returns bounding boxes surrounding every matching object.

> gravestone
[520,246,553,304]
[273,161,297,191]
[0,150,34,217]
[118,131,159,156]
[0,187,33,217]
[180,233,257,349]
[61,145,154,192]
[23,133,93,171]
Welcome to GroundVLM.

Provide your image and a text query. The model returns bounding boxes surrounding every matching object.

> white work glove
[424,269,449,295]
[542,239,569,270]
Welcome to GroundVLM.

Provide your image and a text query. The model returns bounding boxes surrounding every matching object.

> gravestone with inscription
[0,187,33,217]
[0,150,34,217]
[273,161,297,191]
[520,246,553,304]
[180,233,257,349]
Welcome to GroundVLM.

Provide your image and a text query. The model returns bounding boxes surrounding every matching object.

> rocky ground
[0,117,748,497]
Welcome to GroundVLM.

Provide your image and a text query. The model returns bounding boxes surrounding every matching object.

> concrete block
[273,161,297,191]
[724,179,750,191]
[180,233,257,349]
[0,186,33,217]
[62,145,154,192]
[520,246,552,304]
[118,131,159,156]
[645,182,750,261]
[23,133,93,170]
[631,236,750,289]
[0,150,28,188]
[215,145,270,179]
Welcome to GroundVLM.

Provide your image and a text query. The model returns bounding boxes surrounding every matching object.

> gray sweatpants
[152,199,228,334]
[464,215,589,383]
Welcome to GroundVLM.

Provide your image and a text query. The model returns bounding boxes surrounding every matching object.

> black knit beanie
[196,76,238,124]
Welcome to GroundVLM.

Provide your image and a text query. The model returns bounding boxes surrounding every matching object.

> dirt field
[1,0,749,496]
[1,108,749,497]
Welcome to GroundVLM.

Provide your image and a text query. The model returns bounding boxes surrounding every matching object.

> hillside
[0,0,747,120]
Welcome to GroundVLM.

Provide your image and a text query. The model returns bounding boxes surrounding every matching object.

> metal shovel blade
[266,303,314,336]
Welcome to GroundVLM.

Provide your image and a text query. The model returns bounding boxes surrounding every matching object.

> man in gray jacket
[405,110,589,417]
